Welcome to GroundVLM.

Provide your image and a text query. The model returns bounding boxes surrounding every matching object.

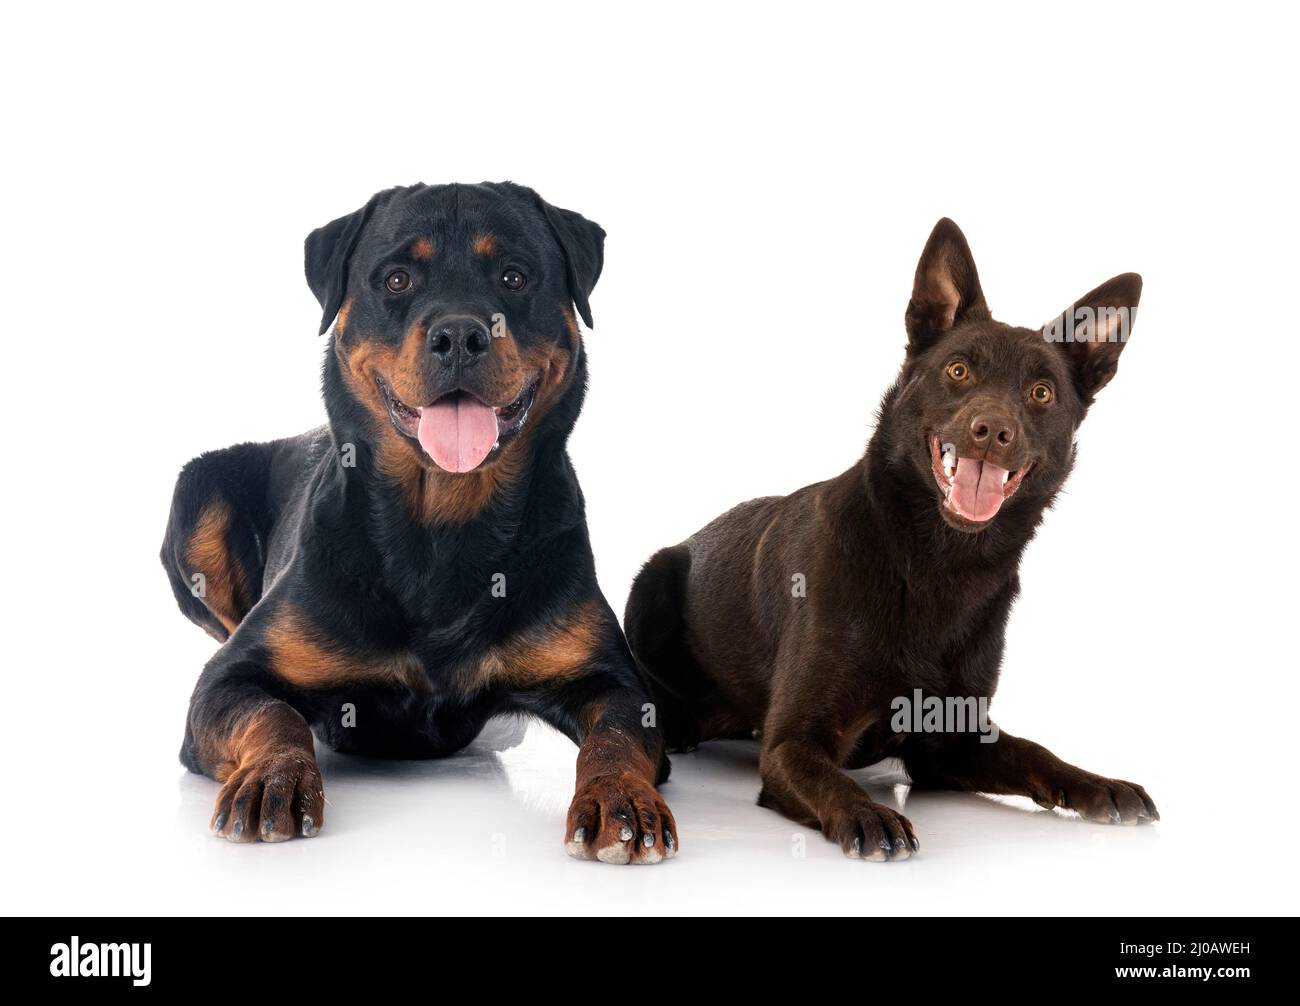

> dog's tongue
[416,394,498,473]
[951,458,1008,523]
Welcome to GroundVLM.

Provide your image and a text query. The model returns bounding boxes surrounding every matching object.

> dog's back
[627,485,838,747]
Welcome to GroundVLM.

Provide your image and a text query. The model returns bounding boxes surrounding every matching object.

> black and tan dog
[161,182,676,862]
[625,219,1156,860]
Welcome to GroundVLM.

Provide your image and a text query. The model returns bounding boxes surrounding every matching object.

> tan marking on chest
[265,606,427,692]
[468,600,604,691]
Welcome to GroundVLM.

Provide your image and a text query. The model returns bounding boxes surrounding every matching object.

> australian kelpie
[162,182,676,863]
[624,218,1155,859]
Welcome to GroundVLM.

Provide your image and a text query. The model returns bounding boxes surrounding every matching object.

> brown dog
[624,218,1157,860]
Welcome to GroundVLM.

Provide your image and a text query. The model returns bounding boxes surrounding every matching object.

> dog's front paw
[210,748,325,842]
[823,797,919,861]
[565,774,678,864]
[1034,772,1159,825]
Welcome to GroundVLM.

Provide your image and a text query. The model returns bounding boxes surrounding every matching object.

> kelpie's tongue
[951,458,1008,523]
[417,393,498,473]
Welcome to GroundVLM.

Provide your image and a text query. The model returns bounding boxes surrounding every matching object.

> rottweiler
[161,182,676,863]
[624,218,1157,860]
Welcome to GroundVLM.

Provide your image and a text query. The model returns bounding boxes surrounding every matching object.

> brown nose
[970,413,1017,447]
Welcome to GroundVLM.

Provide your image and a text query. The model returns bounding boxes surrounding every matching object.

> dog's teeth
[492,439,500,450]
[941,443,956,470]
[1001,470,1009,485]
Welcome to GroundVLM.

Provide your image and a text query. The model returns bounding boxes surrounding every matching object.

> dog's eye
[501,269,527,291]
[385,270,412,294]
[945,361,970,382]
[1030,382,1054,404]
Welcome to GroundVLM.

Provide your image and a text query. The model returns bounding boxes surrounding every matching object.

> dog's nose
[970,413,1017,447]
[428,316,491,366]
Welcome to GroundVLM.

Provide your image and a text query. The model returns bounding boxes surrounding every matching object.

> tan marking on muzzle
[336,321,536,526]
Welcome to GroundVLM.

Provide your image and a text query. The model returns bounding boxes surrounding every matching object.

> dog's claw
[208,748,325,843]
[566,776,677,865]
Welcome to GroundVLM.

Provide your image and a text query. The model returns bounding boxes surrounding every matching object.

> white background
[2,1,1296,916]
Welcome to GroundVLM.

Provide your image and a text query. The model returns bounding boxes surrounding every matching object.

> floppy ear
[539,200,605,330]
[1043,272,1142,403]
[304,191,391,336]
[488,182,605,329]
[904,218,991,353]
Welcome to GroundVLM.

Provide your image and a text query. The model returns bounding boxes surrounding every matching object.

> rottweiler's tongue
[951,458,1008,523]
[417,393,498,473]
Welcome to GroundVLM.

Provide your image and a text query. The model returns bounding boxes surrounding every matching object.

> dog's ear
[1044,273,1142,403]
[540,200,605,329]
[905,218,991,353]
[304,190,392,336]
[487,182,605,329]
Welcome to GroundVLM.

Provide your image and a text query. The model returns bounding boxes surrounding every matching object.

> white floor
[10,712,1288,916]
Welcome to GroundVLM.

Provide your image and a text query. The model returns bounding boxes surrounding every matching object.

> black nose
[970,413,1017,447]
[428,316,491,366]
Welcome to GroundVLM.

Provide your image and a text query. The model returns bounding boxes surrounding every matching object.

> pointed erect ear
[304,191,391,336]
[904,218,991,353]
[1043,273,1142,403]
[539,200,605,330]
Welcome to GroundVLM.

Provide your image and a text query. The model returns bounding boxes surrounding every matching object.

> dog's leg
[182,661,324,842]
[903,731,1159,825]
[514,670,677,865]
[759,655,920,857]
[759,732,919,860]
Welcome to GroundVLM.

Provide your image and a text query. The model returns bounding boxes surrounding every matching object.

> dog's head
[890,218,1141,533]
[306,182,603,474]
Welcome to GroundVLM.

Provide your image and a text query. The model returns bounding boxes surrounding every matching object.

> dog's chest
[407,597,604,696]
[890,565,1013,683]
